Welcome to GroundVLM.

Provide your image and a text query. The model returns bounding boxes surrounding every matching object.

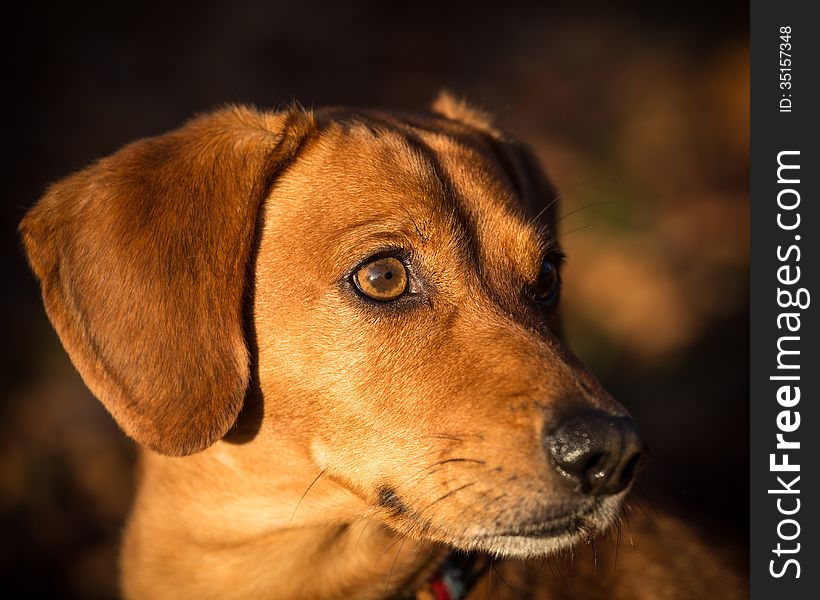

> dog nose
[546,412,646,496]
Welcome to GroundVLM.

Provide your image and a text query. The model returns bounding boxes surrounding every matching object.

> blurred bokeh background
[2,1,748,597]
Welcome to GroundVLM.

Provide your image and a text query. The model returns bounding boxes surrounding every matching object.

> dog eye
[534,259,560,307]
[353,257,409,301]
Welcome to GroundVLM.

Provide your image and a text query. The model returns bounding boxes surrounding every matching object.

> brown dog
[20,95,745,599]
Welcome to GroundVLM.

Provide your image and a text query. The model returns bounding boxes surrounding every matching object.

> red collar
[415,553,490,600]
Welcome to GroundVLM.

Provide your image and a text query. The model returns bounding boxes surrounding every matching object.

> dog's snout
[546,412,646,496]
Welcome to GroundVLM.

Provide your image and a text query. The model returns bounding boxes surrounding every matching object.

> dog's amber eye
[534,259,560,307]
[353,257,408,301]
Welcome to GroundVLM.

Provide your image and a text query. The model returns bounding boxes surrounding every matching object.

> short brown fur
[21,96,745,599]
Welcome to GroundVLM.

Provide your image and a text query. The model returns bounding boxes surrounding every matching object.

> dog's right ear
[19,105,315,456]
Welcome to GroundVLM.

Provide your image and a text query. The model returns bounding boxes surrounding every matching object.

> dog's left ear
[20,106,315,456]
[430,90,503,137]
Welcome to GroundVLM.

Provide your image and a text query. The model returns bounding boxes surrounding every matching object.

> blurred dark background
[2,1,748,597]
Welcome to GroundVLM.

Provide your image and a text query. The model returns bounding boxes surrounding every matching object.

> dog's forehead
[410,123,551,254]
[268,113,551,280]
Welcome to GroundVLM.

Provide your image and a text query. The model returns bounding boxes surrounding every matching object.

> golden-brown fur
[21,95,745,599]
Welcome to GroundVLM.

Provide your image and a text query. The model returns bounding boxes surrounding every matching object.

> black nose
[546,412,646,496]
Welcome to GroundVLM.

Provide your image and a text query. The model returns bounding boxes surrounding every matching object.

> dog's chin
[445,496,623,559]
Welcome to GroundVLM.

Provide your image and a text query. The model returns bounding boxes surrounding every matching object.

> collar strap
[415,553,490,600]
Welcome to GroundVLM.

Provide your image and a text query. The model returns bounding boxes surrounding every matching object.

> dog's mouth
[482,499,603,539]
[380,487,621,558]
[455,496,622,557]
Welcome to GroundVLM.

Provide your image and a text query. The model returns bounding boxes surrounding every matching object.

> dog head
[21,96,646,558]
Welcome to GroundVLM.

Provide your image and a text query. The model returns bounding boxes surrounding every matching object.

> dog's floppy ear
[20,105,315,456]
